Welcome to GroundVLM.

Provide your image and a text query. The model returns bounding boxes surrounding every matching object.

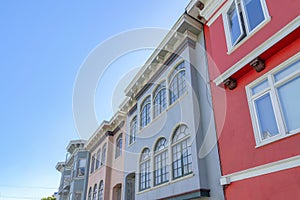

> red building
[187,0,300,199]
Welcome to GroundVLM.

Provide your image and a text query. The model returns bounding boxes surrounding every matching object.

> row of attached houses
[56,0,300,199]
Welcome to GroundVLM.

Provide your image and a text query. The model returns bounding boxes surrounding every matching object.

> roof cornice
[123,14,202,104]
[86,111,126,151]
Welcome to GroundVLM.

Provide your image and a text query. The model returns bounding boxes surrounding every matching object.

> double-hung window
[224,0,270,49]
[140,96,151,128]
[98,180,104,200]
[154,138,169,186]
[172,125,192,179]
[153,82,167,118]
[139,148,151,191]
[246,58,300,146]
[169,62,186,105]
[129,117,137,144]
[115,134,122,159]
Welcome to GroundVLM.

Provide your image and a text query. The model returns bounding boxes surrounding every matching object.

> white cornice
[85,111,126,151]
[124,14,202,98]
[214,16,300,86]
[220,155,300,185]
[186,0,225,22]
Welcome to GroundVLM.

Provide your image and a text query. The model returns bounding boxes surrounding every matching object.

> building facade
[56,140,90,200]
[85,112,126,200]
[120,14,224,200]
[187,0,300,199]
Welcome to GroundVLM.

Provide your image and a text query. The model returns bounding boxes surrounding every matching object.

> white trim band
[220,155,300,185]
[214,15,300,86]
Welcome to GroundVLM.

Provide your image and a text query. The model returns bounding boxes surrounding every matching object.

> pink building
[86,112,126,200]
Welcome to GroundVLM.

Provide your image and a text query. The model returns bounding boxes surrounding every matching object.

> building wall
[205,0,300,77]
[203,0,300,199]
[107,129,125,200]
[123,27,224,200]
[86,137,110,200]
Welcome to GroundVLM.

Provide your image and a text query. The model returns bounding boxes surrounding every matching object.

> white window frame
[153,81,167,118]
[168,61,186,105]
[115,134,123,159]
[222,0,270,52]
[246,53,300,147]
[129,116,137,145]
[140,96,151,129]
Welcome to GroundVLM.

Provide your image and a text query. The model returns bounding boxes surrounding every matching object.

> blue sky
[0,0,190,199]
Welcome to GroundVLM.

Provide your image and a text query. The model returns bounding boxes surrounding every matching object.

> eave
[123,14,202,105]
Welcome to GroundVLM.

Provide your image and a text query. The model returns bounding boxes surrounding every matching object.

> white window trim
[246,52,300,147]
[222,0,270,53]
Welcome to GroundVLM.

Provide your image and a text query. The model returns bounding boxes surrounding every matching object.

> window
[96,149,101,169]
[88,187,92,200]
[154,138,169,186]
[115,134,122,158]
[129,117,137,144]
[77,159,86,177]
[101,144,106,166]
[153,82,167,118]
[169,62,186,104]
[93,184,97,200]
[139,148,151,191]
[140,96,151,128]
[246,59,300,146]
[90,154,95,174]
[172,125,192,179]
[224,0,269,48]
[98,180,104,200]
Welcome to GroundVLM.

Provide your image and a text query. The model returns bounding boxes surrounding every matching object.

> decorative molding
[250,57,265,72]
[223,77,237,90]
[124,14,202,98]
[214,16,300,86]
[186,0,225,24]
[220,155,300,185]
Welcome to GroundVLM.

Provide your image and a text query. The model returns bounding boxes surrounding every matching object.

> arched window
[139,148,151,191]
[93,184,97,200]
[129,116,137,144]
[153,82,167,118]
[169,62,186,105]
[171,125,192,179]
[140,96,151,128]
[90,154,95,174]
[115,134,122,158]
[88,187,92,200]
[101,144,106,166]
[154,138,169,186]
[96,149,101,169]
[98,180,104,200]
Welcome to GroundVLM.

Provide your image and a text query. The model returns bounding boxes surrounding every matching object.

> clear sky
[0,0,190,199]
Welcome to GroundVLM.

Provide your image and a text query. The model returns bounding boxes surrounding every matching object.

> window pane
[243,0,265,31]
[274,60,300,82]
[254,93,279,139]
[277,76,300,132]
[251,79,269,95]
[227,2,244,45]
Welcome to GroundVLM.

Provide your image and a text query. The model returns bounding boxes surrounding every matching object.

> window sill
[227,17,271,55]
[255,130,300,148]
[136,173,194,195]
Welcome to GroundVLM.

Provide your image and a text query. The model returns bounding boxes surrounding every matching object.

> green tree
[41,196,56,200]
